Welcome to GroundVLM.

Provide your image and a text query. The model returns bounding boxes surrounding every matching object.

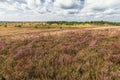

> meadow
[0,22,120,80]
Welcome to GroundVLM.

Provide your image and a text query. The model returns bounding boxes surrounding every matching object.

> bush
[34,25,39,28]
[15,25,22,28]
[4,25,7,28]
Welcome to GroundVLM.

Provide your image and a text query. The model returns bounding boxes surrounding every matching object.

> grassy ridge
[0,28,120,80]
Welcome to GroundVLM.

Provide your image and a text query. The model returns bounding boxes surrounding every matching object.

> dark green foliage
[34,25,38,28]
[47,21,120,26]
[4,25,7,27]
[15,25,22,28]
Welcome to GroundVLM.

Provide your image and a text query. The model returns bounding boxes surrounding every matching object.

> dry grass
[0,26,120,80]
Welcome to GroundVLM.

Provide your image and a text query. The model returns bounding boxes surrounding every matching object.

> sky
[0,0,120,22]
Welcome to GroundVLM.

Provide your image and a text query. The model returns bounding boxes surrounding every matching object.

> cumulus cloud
[54,0,81,9]
[0,0,120,21]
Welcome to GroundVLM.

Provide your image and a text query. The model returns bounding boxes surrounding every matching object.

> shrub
[4,25,7,27]
[34,25,38,28]
[15,25,22,28]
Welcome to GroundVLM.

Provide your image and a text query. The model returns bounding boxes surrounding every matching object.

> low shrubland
[0,27,120,80]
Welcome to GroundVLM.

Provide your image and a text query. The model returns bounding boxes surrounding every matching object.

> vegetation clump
[15,25,22,28]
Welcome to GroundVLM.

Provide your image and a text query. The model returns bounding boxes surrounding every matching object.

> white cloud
[0,0,120,22]
[54,0,80,9]
[26,0,41,9]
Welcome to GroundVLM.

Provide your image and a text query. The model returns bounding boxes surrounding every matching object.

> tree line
[47,21,120,26]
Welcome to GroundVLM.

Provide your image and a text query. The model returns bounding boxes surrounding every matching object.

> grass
[0,26,120,80]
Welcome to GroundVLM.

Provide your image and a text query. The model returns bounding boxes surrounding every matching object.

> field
[0,24,120,80]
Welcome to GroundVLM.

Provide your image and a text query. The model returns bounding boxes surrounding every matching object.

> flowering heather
[14,46,33,60]
[89,39,98,47]
[0,44,5,50]
[61,44,70,51]
[58,54,72,66]
[79,36,88,43]
[111,42,120,56]
[0,27,120,80]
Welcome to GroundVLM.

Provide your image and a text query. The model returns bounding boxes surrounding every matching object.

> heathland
[0,22,120,80]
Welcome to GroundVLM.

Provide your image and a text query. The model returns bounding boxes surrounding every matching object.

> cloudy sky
[0,0,120,22]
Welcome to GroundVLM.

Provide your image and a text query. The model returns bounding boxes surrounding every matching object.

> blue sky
[0,0,120,22]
